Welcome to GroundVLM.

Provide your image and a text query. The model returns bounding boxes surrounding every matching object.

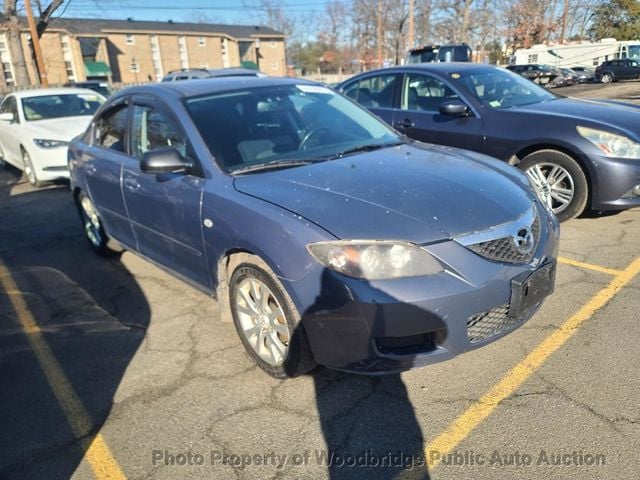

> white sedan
[0,88,105,186]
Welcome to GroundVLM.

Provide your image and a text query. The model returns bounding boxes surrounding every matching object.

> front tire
[76,192,121,256]
[230,262,316,378]
[22,149,43,187]
[519,150,588,222]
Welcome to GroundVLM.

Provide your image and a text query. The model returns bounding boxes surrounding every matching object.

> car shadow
[0,168,150,479]
[305,269,432,479]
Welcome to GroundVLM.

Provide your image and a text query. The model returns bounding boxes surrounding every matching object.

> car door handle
[124,178,141,191]
[395,119,414,129]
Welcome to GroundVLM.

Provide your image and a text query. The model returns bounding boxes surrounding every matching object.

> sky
[58,0,331,25]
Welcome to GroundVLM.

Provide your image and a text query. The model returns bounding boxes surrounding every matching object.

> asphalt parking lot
[1,85,639,480]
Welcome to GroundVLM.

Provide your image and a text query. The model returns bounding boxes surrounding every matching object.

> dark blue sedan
[339,64,640,222]
[69,77,559,377]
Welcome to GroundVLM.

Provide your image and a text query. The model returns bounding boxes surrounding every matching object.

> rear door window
[342,74,400,108]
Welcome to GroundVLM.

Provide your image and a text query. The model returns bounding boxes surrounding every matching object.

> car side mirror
[140,147,191,174]
[438,100,470,117]
[0,112,15,122]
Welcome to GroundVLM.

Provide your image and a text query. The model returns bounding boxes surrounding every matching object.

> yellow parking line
[425,256,640,469]
[0,262,127,480]
[558,256,622,276]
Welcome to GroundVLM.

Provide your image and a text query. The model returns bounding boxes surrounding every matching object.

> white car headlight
[577,126,640,158]
[33,139,69,148]
[306,240,443,279]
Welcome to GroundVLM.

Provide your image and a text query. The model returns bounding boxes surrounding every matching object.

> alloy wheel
[526,162,575,214]
[234,277,290,366]
[80,196,104,248]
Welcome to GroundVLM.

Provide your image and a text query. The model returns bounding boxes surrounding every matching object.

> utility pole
[377,0,383,68]
[24,0,48,86]
[408,0,414,51]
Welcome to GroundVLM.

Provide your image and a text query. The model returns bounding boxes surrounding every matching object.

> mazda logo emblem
[512,227,535,254]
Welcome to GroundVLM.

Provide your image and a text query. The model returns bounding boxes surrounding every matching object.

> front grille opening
[467,214,541,265]
[375,332,437,355]
[467,303,523,343]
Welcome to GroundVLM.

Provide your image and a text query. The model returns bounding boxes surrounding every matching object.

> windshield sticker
[296,85,333,94]
[489,100,501,107]
[451,73,461,79]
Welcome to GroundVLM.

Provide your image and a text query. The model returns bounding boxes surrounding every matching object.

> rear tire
[519,150,588,222]
[229,261,316,378]
[75,192,122,256]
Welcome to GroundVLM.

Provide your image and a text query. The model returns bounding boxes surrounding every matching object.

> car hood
[25,116,92,141]
[233,143,535,244]
[510,97,640,136]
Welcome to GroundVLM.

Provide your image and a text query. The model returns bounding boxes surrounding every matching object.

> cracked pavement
[1,140,639,479]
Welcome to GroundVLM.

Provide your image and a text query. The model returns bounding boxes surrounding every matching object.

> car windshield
[185,84,401,173]
[21,93,104,121]
[462,68,556,109]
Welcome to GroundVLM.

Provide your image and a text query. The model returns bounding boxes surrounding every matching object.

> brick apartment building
[0,17,286,86]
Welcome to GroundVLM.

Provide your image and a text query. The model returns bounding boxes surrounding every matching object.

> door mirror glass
[0,112,14,121]
[140,147,190,174]
[439,100,469,116]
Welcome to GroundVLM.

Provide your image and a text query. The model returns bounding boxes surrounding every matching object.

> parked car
[338,63,640,221]
[0,88,105,186]
[570,66,595,83]
[161,67,266,82]
[554,68,578,87]
[68,78,558,377]
[506,64,559,87]
[66,81,116,98]
[595,59,640,83]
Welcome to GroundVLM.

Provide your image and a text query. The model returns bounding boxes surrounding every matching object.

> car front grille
[466,213,541,265]
[467,303,523,344]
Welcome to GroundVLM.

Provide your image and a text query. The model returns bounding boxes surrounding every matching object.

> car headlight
[577,126,640,158]
[33,139,69,148]
[306,240,443,279]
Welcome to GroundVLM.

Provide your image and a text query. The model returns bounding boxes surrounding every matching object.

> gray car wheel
[230,262,316,378]
[520,150,588,222]
[76,192,121,256]
[22,149,43,187]
[600,72,613,84]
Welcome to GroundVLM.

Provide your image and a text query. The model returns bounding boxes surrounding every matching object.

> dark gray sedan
[339,64,640,221]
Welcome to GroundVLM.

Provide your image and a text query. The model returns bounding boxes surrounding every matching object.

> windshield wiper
[229,159,316,175]
[331,140,405,159]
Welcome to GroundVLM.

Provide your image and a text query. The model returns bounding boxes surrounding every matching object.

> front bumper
[29,146,70,181]
[585,153,640,211]
[289,205,560,374]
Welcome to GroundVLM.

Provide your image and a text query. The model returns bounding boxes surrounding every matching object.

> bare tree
[1,0,29,85]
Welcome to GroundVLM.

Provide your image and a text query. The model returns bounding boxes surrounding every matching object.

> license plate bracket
[509,260,556,318]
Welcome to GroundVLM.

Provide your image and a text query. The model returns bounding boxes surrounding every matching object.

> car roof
[114,76,317,100]
[10,87,101,99]
[350,62,500,75]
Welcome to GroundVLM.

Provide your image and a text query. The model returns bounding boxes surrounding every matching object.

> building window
[527,54,538,63]
[150,35,163,80]
[198,36,206,47]
[126,34,135,45]
[0,35,14,84]
[130,60,140,73]
[593,57,599,66]
[178,36,189,69]
[61,35,76,81]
